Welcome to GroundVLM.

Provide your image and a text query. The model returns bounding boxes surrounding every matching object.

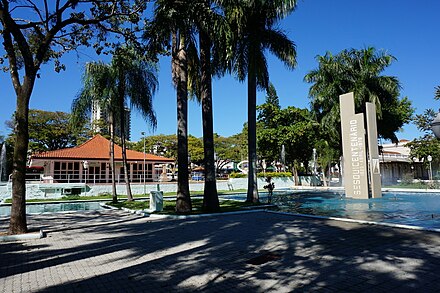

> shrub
[258,171,292,178]
[229,172,247,178]
[229,171,292,178]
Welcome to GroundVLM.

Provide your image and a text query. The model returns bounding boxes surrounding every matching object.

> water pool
[221,191,440,229]
[0,201,104,217]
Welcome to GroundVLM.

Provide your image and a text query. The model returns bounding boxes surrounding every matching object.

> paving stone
[1,210,440,292]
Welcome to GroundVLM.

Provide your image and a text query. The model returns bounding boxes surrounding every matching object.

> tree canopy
[407,86,440,165]
[305,47,414,152]
[257,84,318,178]
[6,109,87,154]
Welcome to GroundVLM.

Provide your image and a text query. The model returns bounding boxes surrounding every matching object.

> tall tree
[188,0,230,212]
[112,47,158,201]
[146,0,198,213]
[0,0,146,234]
[305,47,414,153]
[225,0,297,202]
[257,86,318,184]
[71,62,121,204]
[72,49,158,203]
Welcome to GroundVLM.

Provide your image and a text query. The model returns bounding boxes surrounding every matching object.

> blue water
[0,201,103,217]
[221,191,440,229]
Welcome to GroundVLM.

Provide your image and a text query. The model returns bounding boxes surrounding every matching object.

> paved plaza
[1,210,440,292]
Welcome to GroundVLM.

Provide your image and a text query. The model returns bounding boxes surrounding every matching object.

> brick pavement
[1,210,440,292]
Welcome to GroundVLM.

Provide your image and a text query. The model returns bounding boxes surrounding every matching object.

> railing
[16,172,158,185]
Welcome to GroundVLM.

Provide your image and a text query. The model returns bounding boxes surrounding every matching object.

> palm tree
[435,86,440,100]
[224,0,297,203]
[190,1,228,212]
[147,0,196,213]
[72,49,158,203]
[305,47,412,149]
[113,48,158,201]
[71,62,120,203]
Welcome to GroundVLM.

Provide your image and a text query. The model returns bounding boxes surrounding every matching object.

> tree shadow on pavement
[1,210,440,292]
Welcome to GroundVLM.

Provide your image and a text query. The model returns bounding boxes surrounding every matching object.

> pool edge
[265,210,440,233]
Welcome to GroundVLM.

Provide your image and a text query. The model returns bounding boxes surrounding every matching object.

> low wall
[0,177,295,200]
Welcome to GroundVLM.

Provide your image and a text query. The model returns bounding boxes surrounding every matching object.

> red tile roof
[31,134,174,162]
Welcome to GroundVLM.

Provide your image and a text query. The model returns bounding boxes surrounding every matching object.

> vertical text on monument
[339,93,369,199]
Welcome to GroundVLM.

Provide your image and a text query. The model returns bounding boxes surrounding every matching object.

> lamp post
[427,155,433,184]
[412,157,418,180]
[141,132,146,196]
[83,160,89,185]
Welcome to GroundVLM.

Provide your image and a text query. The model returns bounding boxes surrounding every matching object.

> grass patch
[109,200,149,210]
[106,198,265,215]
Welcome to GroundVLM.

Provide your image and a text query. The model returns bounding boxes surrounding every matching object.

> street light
[412,157,418,180]
[427,155,433,184]
[141,132,146,196]
[83,160,89,184]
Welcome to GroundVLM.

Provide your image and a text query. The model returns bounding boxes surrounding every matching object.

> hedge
[229,171,292,178]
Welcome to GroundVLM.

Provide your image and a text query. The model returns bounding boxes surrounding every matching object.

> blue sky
[1,0,439,142]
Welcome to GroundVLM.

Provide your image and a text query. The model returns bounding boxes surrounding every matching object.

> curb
[264,210,440,233]
[0,229,44,242]
[148,209,263,219]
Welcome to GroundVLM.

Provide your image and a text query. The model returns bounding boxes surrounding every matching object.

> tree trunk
[118,92,133,201]
[246,74,259,203]
[173,32,191,213]
[200,31,219,212]
[109,112,118,204]
[293,164,299,186]
[322,164,328,187]
[9,89,31,234]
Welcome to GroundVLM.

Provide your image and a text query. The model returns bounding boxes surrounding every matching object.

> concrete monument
[340,92,382,199]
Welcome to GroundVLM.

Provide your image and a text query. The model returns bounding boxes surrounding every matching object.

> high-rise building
[91,101,131,140]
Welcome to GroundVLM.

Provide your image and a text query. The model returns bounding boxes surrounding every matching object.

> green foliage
[133,134,177,158]
[305,47,414,151]
[106,198,263,214]
[258,172,292,178]
[109,200,149,210]
[407,85,440,167]
[257,85,319,169]
[6,109,88,153]
[229,171,292,178]
[188,135,204,164]
[229,172,247,178]
[214,133,246,172]
[407,136,440,166]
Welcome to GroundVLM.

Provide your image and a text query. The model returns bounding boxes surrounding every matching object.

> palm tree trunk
[118,92,133,201]
[109,112,118,203]
[246,73,259,203]
[200,30,219,212]
[9,89,32,234]
[173,31,191,213]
